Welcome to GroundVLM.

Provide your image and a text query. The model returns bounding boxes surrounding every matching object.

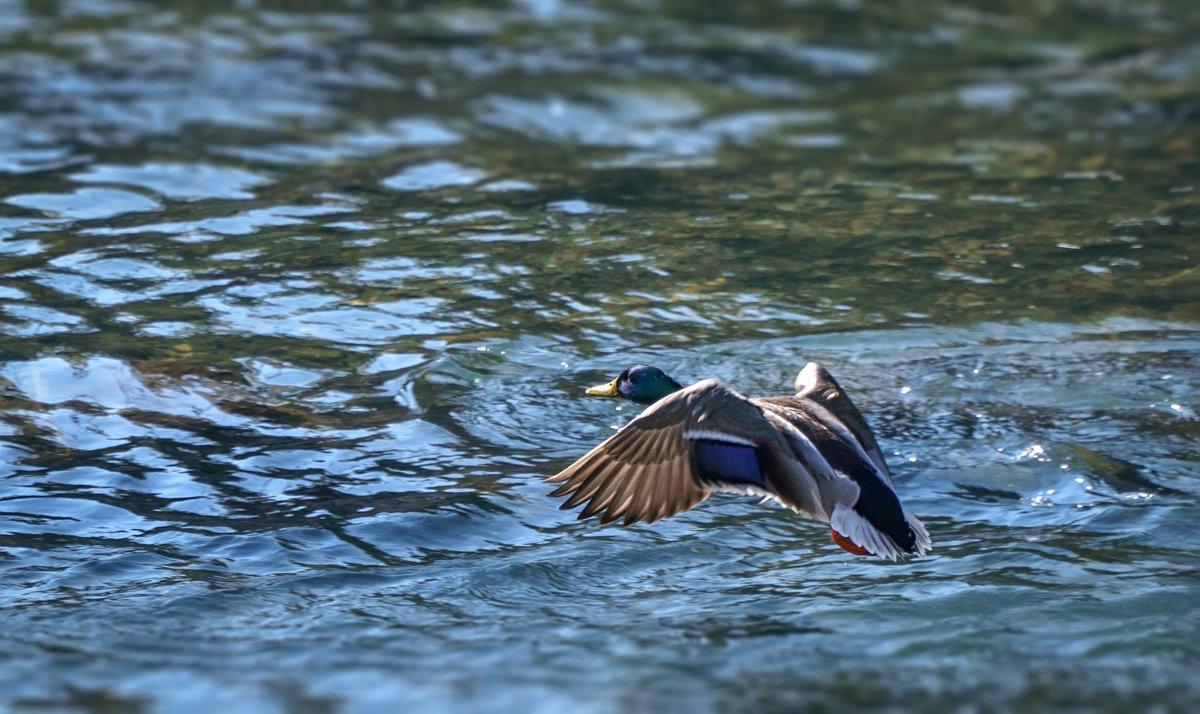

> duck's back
[753,395,921,556]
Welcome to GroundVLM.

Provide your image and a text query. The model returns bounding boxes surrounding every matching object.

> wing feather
[795,362,893,484]
[546,380,781,526]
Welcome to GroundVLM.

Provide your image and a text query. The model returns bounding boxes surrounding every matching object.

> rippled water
[2,1,1200,712]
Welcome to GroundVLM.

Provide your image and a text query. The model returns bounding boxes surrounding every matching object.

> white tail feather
[830,503,928,561]
[906,511,932,555]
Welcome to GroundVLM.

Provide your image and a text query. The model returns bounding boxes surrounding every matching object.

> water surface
[2,1,1200,712]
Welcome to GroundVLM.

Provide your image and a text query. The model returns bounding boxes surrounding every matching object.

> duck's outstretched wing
[794,361,892,484]
[546,379,824,526]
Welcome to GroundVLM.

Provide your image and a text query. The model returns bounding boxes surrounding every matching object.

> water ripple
[2,2,1200,712]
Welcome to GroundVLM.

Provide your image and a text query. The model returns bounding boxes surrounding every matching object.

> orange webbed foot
[831,529,870,556]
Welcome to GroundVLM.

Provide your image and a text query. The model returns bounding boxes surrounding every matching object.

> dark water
[2,1,1200,711]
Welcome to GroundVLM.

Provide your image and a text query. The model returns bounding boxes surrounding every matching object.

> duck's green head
[586,365,683,405]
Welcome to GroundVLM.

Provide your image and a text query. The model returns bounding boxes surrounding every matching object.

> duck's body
[545,363,930,560]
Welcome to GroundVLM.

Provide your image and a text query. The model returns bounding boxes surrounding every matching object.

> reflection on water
[2,0,1200,712]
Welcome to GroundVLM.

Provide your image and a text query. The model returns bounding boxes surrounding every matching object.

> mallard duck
[545,363,930,560]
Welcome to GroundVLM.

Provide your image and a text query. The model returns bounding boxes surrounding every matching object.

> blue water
[2,1,1199,712]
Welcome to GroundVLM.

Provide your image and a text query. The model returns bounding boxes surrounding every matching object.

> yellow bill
[585,378,619,397]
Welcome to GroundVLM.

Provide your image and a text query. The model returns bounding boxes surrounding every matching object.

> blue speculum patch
[693,439,764,488]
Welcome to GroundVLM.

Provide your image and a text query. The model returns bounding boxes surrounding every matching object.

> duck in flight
[546,363,930,560]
